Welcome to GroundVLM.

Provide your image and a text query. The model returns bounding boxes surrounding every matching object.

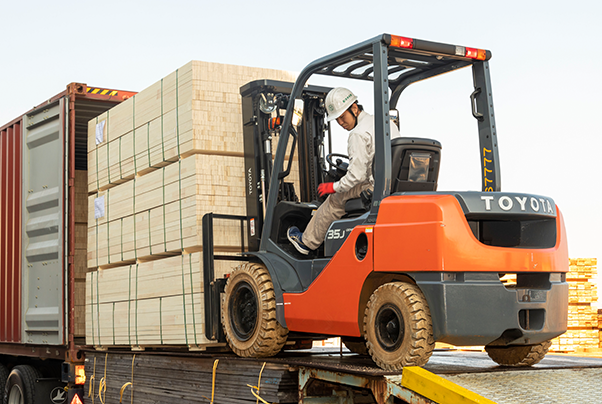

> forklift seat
[390,137,441,193]
[344,137,442,215]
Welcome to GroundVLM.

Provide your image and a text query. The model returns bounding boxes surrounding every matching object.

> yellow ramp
[402,366,496,404]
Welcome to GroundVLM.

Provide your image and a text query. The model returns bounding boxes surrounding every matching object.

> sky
[1,1,600,280]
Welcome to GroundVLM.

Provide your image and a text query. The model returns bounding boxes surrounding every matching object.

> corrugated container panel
[0,120,22,343]
[21,100,65,345]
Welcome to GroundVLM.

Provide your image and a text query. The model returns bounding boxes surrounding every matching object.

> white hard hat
[325,87,358,122]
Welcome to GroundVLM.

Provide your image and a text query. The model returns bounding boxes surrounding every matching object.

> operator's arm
[333,131,372,193]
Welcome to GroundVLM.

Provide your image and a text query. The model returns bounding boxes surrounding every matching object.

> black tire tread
[4,364,39,404]
[222,263,288,358]
[485,340,552,367]
[363,282,435,370]
[0,364,8,404]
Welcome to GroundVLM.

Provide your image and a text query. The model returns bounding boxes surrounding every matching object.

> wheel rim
[8,384,24,404]
[375,303,404,351]
[229,281,258,341]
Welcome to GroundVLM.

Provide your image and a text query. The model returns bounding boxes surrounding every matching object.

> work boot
[287,226,310,255]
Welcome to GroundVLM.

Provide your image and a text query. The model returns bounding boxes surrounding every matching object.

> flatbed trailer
[81,348,602,404]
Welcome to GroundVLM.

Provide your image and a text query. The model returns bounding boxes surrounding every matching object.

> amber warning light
[75,365,86,385]
[390,35,414,49]
[465,47,487,61]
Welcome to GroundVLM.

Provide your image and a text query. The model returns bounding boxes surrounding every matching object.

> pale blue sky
[1,1,600,274]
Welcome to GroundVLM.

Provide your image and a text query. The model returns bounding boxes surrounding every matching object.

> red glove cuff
[317,182,335,197]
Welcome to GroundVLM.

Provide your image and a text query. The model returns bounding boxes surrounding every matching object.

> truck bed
[82,348,602,404]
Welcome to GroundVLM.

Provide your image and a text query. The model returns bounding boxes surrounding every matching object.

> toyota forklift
[214,34,569,371]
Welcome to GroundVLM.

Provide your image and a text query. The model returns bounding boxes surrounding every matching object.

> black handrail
[202,213,248,341]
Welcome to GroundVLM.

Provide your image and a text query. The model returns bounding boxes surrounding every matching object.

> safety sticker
[87,87,119,96]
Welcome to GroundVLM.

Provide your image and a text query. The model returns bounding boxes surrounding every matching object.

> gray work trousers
[302,182,372,250]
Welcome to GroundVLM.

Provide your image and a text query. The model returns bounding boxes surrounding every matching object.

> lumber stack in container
[86,61,296,348]
[549,258,599,352]
[74,170,88,336]
[83,353,299,404]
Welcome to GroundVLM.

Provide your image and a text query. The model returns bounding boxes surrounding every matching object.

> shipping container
[0,83,136,363]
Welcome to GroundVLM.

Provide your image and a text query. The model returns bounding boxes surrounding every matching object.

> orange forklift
[205,34,569,371]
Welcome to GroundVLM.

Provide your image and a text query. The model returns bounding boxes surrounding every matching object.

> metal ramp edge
[299,366,493,404]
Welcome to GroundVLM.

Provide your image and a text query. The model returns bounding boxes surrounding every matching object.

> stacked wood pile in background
[549,258,599,352]
[599,308,602,348]
[86,61,297,348]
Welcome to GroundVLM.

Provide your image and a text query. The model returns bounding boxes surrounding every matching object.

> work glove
[317,182,335,197]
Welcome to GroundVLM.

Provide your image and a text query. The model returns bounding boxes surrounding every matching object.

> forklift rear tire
[4,365,40,404]
[222,263,288,357]
[363,282,434,370]
[485,340,552,367]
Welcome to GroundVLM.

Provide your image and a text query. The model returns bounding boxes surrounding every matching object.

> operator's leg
[302,183,370,250]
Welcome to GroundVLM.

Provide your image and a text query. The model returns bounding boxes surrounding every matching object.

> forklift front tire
[363,282,434,370]
[485,340,552,367]
[222,263,288,358]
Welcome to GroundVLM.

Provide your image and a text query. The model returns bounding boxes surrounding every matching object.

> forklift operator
[287,87,400,255]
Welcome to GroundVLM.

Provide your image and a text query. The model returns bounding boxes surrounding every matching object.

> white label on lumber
[95,121,106,145]
[94,196,105,219]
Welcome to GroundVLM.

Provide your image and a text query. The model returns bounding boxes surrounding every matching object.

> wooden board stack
[549,258,599,352]
[87,61,297,267]
[74,170,88,336]
[84,353,299,403]
[85,253,236,347]
[599,308,602,348]
[85,61,297,348]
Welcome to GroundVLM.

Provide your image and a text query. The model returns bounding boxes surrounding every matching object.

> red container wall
[0,121,22,343]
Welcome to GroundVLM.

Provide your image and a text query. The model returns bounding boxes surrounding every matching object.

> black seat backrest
[390,137,442,193]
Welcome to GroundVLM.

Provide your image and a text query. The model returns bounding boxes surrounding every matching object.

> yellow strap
[98,353,108,404]
[246,362,272,404]
[211,359,219,403]
[120,354,136,403]
[119,383,132,403]
[88,355,96,404]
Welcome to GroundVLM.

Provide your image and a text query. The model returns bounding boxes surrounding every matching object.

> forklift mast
[240,80,331,251]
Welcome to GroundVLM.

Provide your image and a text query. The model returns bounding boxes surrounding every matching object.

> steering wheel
[326,153,350,172]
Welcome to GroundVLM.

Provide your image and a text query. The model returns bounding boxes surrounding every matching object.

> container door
[0,121,22,343]
[21,99,65,345]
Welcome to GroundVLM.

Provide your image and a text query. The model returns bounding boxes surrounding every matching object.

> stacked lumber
[86,60,297,348]
[74,170,88,336]
[83,353,299,404]
[87,154,250,267]
[85,253,239,347]
[87,61,297,267]
[599,309,602,348]
[550,258,599,352]
[87,61,296,193]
